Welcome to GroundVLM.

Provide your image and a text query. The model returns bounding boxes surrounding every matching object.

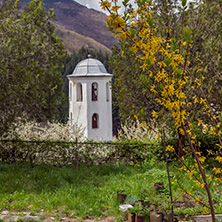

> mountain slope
[55,24,112,54]
[20,0,117,53]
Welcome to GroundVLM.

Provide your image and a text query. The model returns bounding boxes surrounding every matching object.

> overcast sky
[74,0,195,14]
[74,0,136,14]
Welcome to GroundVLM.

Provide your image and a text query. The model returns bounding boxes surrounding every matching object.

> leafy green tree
[110,0,222,136]
[110,44,160,124]
[0,0,66,134]
[101,0,222,220]
[109,0,181,124]
[186,0,222,117]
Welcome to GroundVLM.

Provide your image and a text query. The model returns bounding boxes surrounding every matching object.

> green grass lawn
[0,159,222,221]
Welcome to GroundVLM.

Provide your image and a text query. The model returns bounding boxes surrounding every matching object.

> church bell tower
[67,56,113,141]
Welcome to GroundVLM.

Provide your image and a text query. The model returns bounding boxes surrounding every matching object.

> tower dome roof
[68,58,112,77]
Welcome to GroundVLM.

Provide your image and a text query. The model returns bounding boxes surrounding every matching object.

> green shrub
[0,139,159,166]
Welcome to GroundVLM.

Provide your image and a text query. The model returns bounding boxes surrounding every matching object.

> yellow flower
[213,168,221,175]
[216,156,222,163]
[199,156,206,163]
[166,145,175,152]
[155,70,167,82]
[200,183,205,188]
[215,178,222,183]
[208,176,212,181]
[112,16,125,30]
[100,1,111,10]
[206,149,213,155]
[198,119,203,126]
[155,99,162,104]
[216,144,222,148]
[197,58,203,64]
[179,128,185,135]
[196,152,201,156]
[161,85,175,97]
[166,27,172,33]
[152,110,158,118]
[151,85,157,94]
[200,97,206,104]
[111,6,121,12]
[140,122,147,127]
[157,134,161,140]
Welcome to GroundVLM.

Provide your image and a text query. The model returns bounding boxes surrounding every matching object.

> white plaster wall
[69,76,112,141]
[86,76,112,141]
[69,79,88,138]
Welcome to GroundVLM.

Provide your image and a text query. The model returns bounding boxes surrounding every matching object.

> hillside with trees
[19,0,117,54]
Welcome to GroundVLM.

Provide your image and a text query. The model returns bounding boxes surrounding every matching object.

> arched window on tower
[76,82,83,101]
[69,82,72,100]
[92,82,98,101]
[106,82,109,102]
[92,113,99,129]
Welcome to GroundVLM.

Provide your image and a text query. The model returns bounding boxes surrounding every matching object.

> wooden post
[163,128,174,222]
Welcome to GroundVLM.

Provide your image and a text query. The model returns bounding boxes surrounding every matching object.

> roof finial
[88,54,92,58]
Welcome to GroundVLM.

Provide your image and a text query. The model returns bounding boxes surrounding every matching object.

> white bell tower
[67,56,113,141]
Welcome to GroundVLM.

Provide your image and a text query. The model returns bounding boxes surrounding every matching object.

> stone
[1,215,19,221]
[99,217,116,222]
[23,212,31,215]
[20,215,41,221]
[1,211,9,215]
[150,212,163,222]
[61,217,78,222]
[42,217,55,222]
[189,214,222,222]
[82,220,95,222]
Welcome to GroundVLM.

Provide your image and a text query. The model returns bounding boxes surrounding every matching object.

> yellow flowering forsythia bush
[100,0,222,220]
